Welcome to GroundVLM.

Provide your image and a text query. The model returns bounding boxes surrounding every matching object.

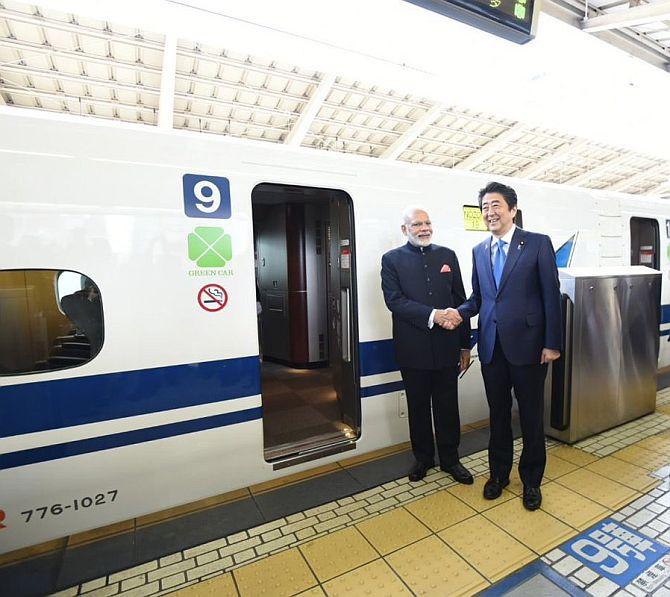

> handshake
[434,308,463,330]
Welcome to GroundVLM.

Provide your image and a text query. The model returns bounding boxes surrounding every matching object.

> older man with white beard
[381,206,473,483]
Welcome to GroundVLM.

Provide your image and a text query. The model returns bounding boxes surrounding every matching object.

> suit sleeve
[451,252,472,350]
[457,247,481,321]
[381,253,433,330]
[539,235,562,351]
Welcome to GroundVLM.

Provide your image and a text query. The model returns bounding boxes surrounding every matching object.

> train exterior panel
[0,109,668,553]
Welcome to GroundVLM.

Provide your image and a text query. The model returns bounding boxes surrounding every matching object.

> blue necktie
[493,240,507,288]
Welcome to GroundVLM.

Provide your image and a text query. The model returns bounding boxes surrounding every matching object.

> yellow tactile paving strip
[548,445,599,466]
[299,527,377,582]
[439,515,536,582]
[321,559,411,597]
[585,455,661,492]
[356,508,431,556]
[403,490,477,532]
[555,468,641,510]
[483,498,576,554]
[540,482,611,530]
[233,548,317,596]
[613,443,670,470]
[543,453,579,479]
[386,536,487,596]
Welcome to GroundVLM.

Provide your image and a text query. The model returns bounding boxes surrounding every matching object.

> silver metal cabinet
[545,266,661,443]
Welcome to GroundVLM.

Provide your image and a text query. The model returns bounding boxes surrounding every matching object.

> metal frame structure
[0,0,668,198]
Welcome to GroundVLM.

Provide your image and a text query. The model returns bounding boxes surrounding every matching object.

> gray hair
[402,205,430,225]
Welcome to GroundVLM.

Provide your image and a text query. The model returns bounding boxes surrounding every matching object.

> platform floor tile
[321,558,411,597]
[439,515,535,582]
[386,535,488,596]
[296,587,326,596]
[483,499,575,554]
[355,507,431,556]
[548,445,599,467]
[585,455,660,492]
[555,468,641,510]
[298,527,377,582]
[170,572,238,596]
[446,476,514,512]
[540,482,610,531]
[612,443,670,471]
[403,489,477,532]
[232,548,317,597]
[505,468,550,496]
[636,433,670,455]
[543,454,579,480]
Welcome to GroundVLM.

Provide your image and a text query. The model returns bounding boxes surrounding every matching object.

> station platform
[4,386,670,596]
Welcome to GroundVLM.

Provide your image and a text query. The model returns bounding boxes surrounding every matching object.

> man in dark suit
[446,182,561,510]
[381,206,474,484]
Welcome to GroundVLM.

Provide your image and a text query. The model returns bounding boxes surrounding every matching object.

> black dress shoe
[523,486,542,511]
[483,477,510,500]
[441,462,474,485]
[408,461,433,482]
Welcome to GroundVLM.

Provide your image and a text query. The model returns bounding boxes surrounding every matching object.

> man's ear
[401,225,408,236]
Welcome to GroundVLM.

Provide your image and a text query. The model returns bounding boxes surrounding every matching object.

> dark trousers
[400,366,461,467]
[481,336,548,487]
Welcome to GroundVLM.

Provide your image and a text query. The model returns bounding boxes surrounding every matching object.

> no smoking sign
[197,284,228,312]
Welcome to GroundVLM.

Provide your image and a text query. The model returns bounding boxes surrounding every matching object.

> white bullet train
[1,108,669,554]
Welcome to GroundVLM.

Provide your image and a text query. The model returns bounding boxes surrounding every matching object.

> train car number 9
[183,174,231,219]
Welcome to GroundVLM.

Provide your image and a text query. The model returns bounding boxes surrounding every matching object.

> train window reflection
[0,270,104,375]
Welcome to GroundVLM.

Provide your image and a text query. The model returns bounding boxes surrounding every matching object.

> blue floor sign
[562,518,670,590]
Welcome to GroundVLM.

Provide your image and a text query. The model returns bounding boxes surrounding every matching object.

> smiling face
[481,192,517,238]
[402,209,433,247]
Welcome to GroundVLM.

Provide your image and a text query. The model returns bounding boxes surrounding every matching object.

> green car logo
[188,227,232,267]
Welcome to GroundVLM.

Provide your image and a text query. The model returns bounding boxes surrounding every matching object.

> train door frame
[630,217,660,270]
[251,183,361,468]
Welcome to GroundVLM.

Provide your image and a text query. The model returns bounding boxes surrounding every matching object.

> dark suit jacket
[381,242,471,370]
[458,227,562,366]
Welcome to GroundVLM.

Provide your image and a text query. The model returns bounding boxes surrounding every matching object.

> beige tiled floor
[585,455,661,492]
[233,549,317,597]
[555,468,641,510]
[403,489,477,532]
[483,498,576,554]
[299,527,377,583]
[355,508,431,556]
[321,559,411,597]
[438,515,536,582]
[386,536,487,596]
[540,482,611,530]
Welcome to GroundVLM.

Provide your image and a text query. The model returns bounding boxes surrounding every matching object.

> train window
[630,218,660,270]
[0,270,104,376]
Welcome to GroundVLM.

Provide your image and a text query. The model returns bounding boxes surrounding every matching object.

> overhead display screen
[404,0,540,44]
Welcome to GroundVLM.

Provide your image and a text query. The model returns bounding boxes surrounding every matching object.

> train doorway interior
[630,217,660,270]
[252,183,360,464]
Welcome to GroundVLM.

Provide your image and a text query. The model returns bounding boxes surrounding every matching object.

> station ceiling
[0,0,668,199]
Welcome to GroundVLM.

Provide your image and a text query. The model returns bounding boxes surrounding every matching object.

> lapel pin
[518,241,525,250]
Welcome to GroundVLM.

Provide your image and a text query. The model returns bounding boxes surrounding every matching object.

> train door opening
[252,183,360,463]
[630,217,660,269]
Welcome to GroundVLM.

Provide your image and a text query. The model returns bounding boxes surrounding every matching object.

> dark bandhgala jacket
[381,242,471,370]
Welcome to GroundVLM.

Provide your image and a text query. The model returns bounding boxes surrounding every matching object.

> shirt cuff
[428,309,436,329]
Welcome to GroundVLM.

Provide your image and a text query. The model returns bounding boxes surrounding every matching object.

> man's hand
[540,348,560,364]
[433,309,449,328]
[441,308,463,330]
[460,349,471,372]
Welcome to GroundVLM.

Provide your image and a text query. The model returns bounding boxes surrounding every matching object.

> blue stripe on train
[359,332,478,377]
[0,356,261,438]
[0,407,262,470]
